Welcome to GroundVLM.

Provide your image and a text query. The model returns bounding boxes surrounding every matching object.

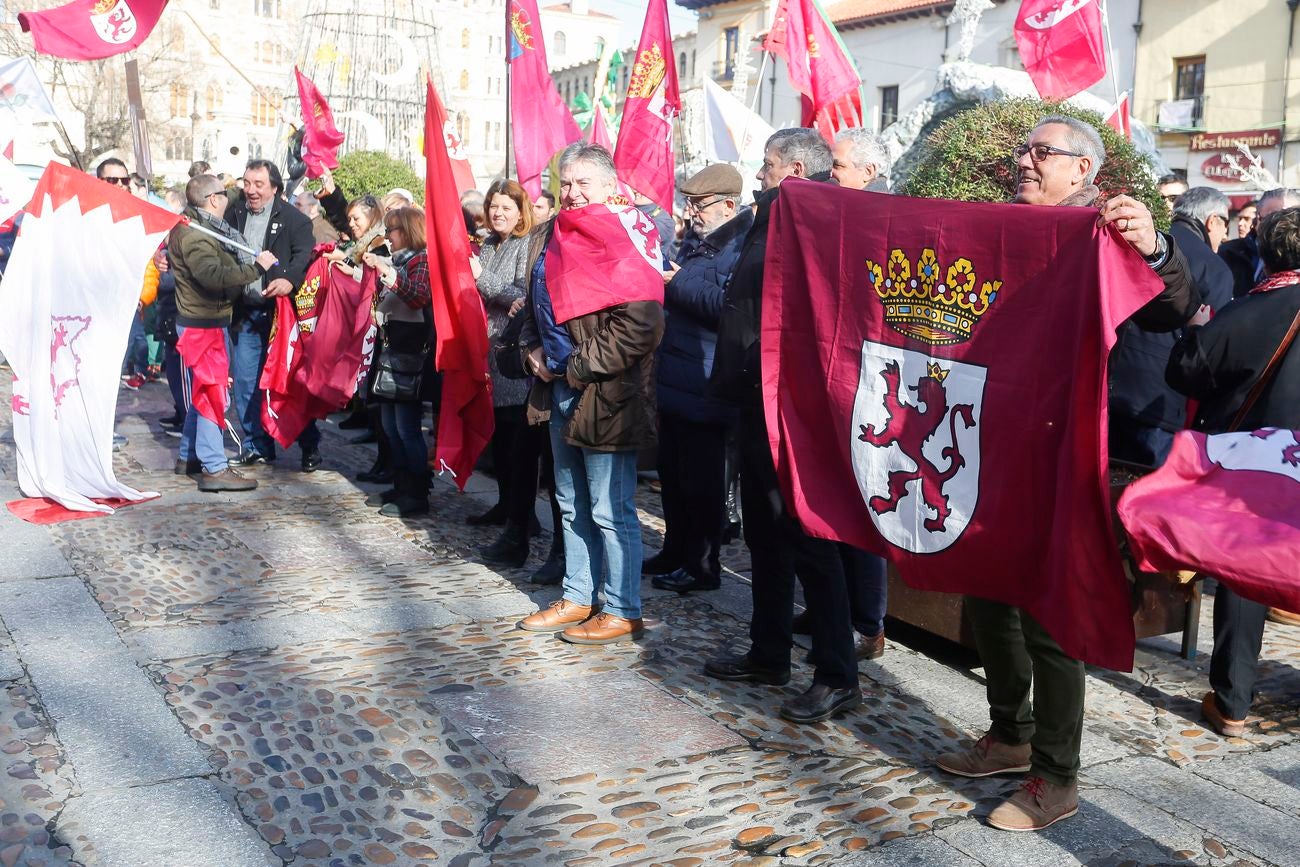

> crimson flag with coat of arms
[762,180,1166,671]
[19,0,169,61]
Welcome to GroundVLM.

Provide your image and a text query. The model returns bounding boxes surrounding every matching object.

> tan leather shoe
[518,600,594,633]
[1266,607,1300,627]
[856,631,885,660]
[558,612,644,645]
[987,776,1078,832]
[936,733,1031,778]
[1201,691,1246,737]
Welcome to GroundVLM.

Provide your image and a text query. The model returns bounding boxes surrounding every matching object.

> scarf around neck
[1250,268,1300,295]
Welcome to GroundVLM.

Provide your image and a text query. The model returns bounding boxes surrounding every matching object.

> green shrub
[899,98,1168,228]
[330,151,424,205]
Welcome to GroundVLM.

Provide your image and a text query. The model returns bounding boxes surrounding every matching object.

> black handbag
[372,341,428,401]
[495,307,531,380]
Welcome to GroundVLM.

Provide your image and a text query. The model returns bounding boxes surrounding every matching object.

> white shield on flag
[91,0,138,46]
[1022,0,1096,29]
[1206,429,1300,483]
[850,341,986,554]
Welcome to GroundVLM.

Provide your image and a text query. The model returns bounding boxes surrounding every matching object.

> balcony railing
[1157,96,1205,130]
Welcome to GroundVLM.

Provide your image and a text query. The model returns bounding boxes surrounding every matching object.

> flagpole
[733,50,771,169]
[1099,0,1124,109]
[182,218,260,257]
[504,4,513,181]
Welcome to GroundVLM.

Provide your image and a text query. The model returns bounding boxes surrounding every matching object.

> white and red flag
[1119,429,1300,614]
[0,155,38,225]
[1105,91,1132,139]
[612,0,680,212]
[19,0,170,61]
[545,202,663,325]
[0,162,180,515]
[1014,0,1107,101]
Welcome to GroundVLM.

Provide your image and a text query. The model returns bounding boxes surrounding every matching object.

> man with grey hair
[831,127,891,191]
[1220,187,1300,296]
[936,115,1200,833]
[1174,187,1232,253]
[516,142,665,645]
[705,128,862,727]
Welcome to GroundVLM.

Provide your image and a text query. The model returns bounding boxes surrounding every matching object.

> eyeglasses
[209,190,228,199]
[685,196,727,213]
[385,226,402,236]
[102,176,131,186]
[1012,143,1084,163]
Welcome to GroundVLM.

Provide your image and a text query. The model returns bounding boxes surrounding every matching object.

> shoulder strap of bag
[1228,306,1300,432]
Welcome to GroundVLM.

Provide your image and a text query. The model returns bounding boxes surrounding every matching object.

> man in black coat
[1167,206,1300,738]
[223,159,318,470]
[1218,188,1300,297]
[1109,186,1234,467]
[705,128,861,727]
[646,163,753,594]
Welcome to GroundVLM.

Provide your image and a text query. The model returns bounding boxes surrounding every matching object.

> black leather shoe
[778,684,862,724]
[337,411,369,430]
[703,653,790,686]
[301,450,322,472]
[651,568,720,594]
[641,551,679,576]
[356,459,393,484]
[529,550,565,585]
[480,525,530,568]
[230,451,268,467]
[466,503,507,526]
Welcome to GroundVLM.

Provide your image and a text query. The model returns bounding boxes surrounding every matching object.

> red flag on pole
[612,0,680,212]
[1014,0,1108,101]
[764,0,863,141]
[762,181,1169,671]
[1105,91,1132,139]
[19,0,170,61]
[1119,429,1300,614]
[425,77,493,488]
[294,67,345,179]
[509,0,582,198]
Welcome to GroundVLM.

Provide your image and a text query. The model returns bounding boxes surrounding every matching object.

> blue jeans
[122,313,148,375]
[379,400,426,478]
[550,380,642,620]
[227,316,320,458]
[175,325,227,473]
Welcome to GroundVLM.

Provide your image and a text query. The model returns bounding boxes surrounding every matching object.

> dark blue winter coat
[657,207,754,424]
[1109,215,1234,432]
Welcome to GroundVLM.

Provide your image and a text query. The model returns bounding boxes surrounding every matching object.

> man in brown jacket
[517,143,665,645]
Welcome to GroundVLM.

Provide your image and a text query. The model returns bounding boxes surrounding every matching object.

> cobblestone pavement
[0,376,1297,866]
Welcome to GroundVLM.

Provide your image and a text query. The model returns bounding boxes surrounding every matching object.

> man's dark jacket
[223,194,315,328]
[659,207,753,424]
[1167,282,1300,432]
[1218,235,1260,298]
[1109,215,1233,432]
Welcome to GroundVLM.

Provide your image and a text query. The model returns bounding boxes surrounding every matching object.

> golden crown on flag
[864,248,1002,346]
[92,0,117,13]
[628,43,667,100]
[510,11,533,52]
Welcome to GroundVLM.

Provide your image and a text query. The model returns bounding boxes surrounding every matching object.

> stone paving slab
[0,578,211,790]
[1,521,73,582]
[57,779,279,867]
[1085,757,1297,866]
[438,670,748,782]
[1191,742,1300,819]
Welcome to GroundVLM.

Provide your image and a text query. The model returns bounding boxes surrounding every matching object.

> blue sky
[588,0,701,43]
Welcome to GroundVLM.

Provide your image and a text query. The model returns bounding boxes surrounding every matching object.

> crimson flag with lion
[762,180,1166,671]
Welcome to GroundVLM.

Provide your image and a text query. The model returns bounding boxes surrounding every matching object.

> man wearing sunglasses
[935,115,1200,833]
[95,159,132,189]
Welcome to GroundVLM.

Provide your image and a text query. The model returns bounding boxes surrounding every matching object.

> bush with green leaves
[329,150,424,205]
[899,98,1168,228]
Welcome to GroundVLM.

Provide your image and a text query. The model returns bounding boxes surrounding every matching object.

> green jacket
[168,212,264,328]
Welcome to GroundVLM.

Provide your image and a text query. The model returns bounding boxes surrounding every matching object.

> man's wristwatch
[1143,231,1170,268]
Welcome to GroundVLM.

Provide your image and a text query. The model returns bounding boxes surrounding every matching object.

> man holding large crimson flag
[762,116,1198,831]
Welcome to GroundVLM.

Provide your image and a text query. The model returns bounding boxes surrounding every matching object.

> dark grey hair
[834,127,892,179]
[185,173,225,207]
[557,142,617,183]
[1259,187,1300,210]
[1034,115,1106,185]
[765,128,832,176]
[1173,187,1230,228]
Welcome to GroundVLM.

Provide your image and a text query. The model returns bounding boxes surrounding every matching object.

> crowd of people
[46,114,1299,835]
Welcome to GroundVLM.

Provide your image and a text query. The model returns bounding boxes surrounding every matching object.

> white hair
[834,127,892,180]
[557,142,617,183]
[1034,115,1106,185]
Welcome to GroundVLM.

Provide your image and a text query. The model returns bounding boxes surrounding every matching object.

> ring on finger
[1119,217,1130,231]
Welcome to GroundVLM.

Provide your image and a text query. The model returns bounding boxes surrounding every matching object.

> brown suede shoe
[197,468,258,492]
[856,631,885,660]
[987,776,1078,832]
[1266,607,1300,627]
[559,612,644,645]
[936,733,1032,778]
[1201,691,1246,737]
[518,600,594,633]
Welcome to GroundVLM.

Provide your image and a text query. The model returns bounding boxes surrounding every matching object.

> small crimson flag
[1014,0,1108,101]
[294,67,345,179]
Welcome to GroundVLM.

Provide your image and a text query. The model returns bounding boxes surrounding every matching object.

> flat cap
[680,163,743,197]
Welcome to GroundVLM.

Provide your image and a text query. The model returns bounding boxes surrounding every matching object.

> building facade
[1134,0,1299,201]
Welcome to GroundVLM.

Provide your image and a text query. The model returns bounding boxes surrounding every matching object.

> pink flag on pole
[1106,91,1132,140]
[509,0,581,198]
[19,0,170,61]
[1119,429,1300,614]
[1014,0,1108,101]
[764,0,863,140]
[612,0,680,211]
[294,67,346,178]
